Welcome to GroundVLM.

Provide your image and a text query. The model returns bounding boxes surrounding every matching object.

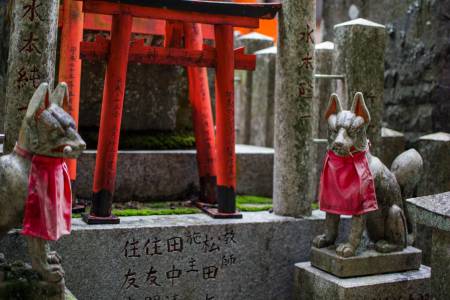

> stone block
[310,139,328,202]
[79,61,189,131]
[294,262,431,300]
[310,246,422,278]
[249,46,276,147]
[407,192,450,300]
[416,132,450,196]
[0,211,351,300]
[236,33,274,145]
[380,127,405,167]
[333,18,385,156]
[313,41,335,140]
[74,145,274,201]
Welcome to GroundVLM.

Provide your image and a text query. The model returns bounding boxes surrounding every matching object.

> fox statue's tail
[390,149,423,244]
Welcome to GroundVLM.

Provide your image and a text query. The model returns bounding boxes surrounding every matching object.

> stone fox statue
[313,92,423,257]
[0,83,85,287]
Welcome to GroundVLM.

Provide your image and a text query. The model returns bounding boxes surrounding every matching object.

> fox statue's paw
[39,263,65,283]
[375,240,403,253]
[312,234,334,248]
[47,251,62,264]
[336,243,356,257]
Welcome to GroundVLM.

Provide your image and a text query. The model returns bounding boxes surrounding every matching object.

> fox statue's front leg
[27,236,65,284]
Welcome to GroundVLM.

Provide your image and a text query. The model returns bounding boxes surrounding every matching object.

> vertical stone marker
[236,32,274,145]
[250,46,276,147]
[333,18,385,155]
[4,0,60,153]
[274,0,315,217]
[313,41,335,139]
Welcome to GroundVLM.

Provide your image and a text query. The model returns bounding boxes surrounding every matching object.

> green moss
[236,195,272,205]
[71,196,320,217]
[79,129,196,150]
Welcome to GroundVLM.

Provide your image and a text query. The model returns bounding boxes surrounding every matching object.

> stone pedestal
[416,132,450,196]
[235,32,274,145]
[294,262,431,300]
[407,192,450,300]
[249,46,276,147]
[333,18,385,156]
[310,246,422,278]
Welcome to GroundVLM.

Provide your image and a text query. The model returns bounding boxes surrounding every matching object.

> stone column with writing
[235,32,274,145]
[249,46,276,147]
[4,0,60,153]
[273,0,315,217]
[333,18,385,156]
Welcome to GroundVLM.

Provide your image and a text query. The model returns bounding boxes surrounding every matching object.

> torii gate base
[61,0,281,224]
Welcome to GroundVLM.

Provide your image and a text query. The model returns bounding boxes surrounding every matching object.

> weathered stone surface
[407,192,450,300]
[310,246,421,278]
[4,0,60,152]
[322,0,450,142]
[430,228,450,300]
[0,2,9,133]
[379,127,405,167]
[294,262,431,300]
[74,145,274,201]
[313,41,335,139]
[79,58,190,132]
[311,138,327,202]
[407,192,450,233]
[416,132,450,196]
[249,46,276,147]
[0,211,351,300]
[333,18,385,156]
[274,0,315,217]
[236,33,274,144]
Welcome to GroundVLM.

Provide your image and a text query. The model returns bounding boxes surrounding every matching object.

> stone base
[294,262,431,300]
[310,246,422,277]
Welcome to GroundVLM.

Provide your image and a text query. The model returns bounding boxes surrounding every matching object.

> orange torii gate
[58,0,281,224]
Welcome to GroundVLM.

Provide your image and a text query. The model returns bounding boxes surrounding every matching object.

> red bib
[319,150,378,216]
[21,154,72,241]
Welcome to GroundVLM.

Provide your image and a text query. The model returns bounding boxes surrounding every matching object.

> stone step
[75,144,274,201]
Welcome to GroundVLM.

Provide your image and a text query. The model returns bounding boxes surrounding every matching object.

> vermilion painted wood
[58,0,84,181]
[58,8,216,39]
[165,21,185,48]
[80,38,256,70]
[82,0,281,19]
[214,24,236,213]
[91,14,132,217]
[184,22,217,204]
[82,1,260,28]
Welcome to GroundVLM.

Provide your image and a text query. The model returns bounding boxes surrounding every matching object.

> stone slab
[73,144,274,201]
[310,246,422,278]
[0,211,351,300]
[294,262,431,300]
[406,192,450,232]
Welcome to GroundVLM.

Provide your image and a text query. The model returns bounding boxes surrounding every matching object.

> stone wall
[0,212,351,300]
[322,0,450,142]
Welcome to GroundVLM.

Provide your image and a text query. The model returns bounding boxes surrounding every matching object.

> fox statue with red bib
[0,82,86,298]
[313,92,423,257]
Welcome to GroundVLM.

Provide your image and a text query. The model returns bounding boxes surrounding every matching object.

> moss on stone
[79,129,196,150]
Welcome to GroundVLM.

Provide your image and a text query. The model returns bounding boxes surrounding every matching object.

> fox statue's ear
[350,92,371,123]
[25,82,50,121]
[324,93,342,120]
[51,82,70,110]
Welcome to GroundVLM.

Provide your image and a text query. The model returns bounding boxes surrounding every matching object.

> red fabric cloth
[319,150,378,216]
[21,155,72,241]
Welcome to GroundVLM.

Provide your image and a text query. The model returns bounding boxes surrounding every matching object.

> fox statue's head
[324,92,370,156]
[18,82,86,158]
